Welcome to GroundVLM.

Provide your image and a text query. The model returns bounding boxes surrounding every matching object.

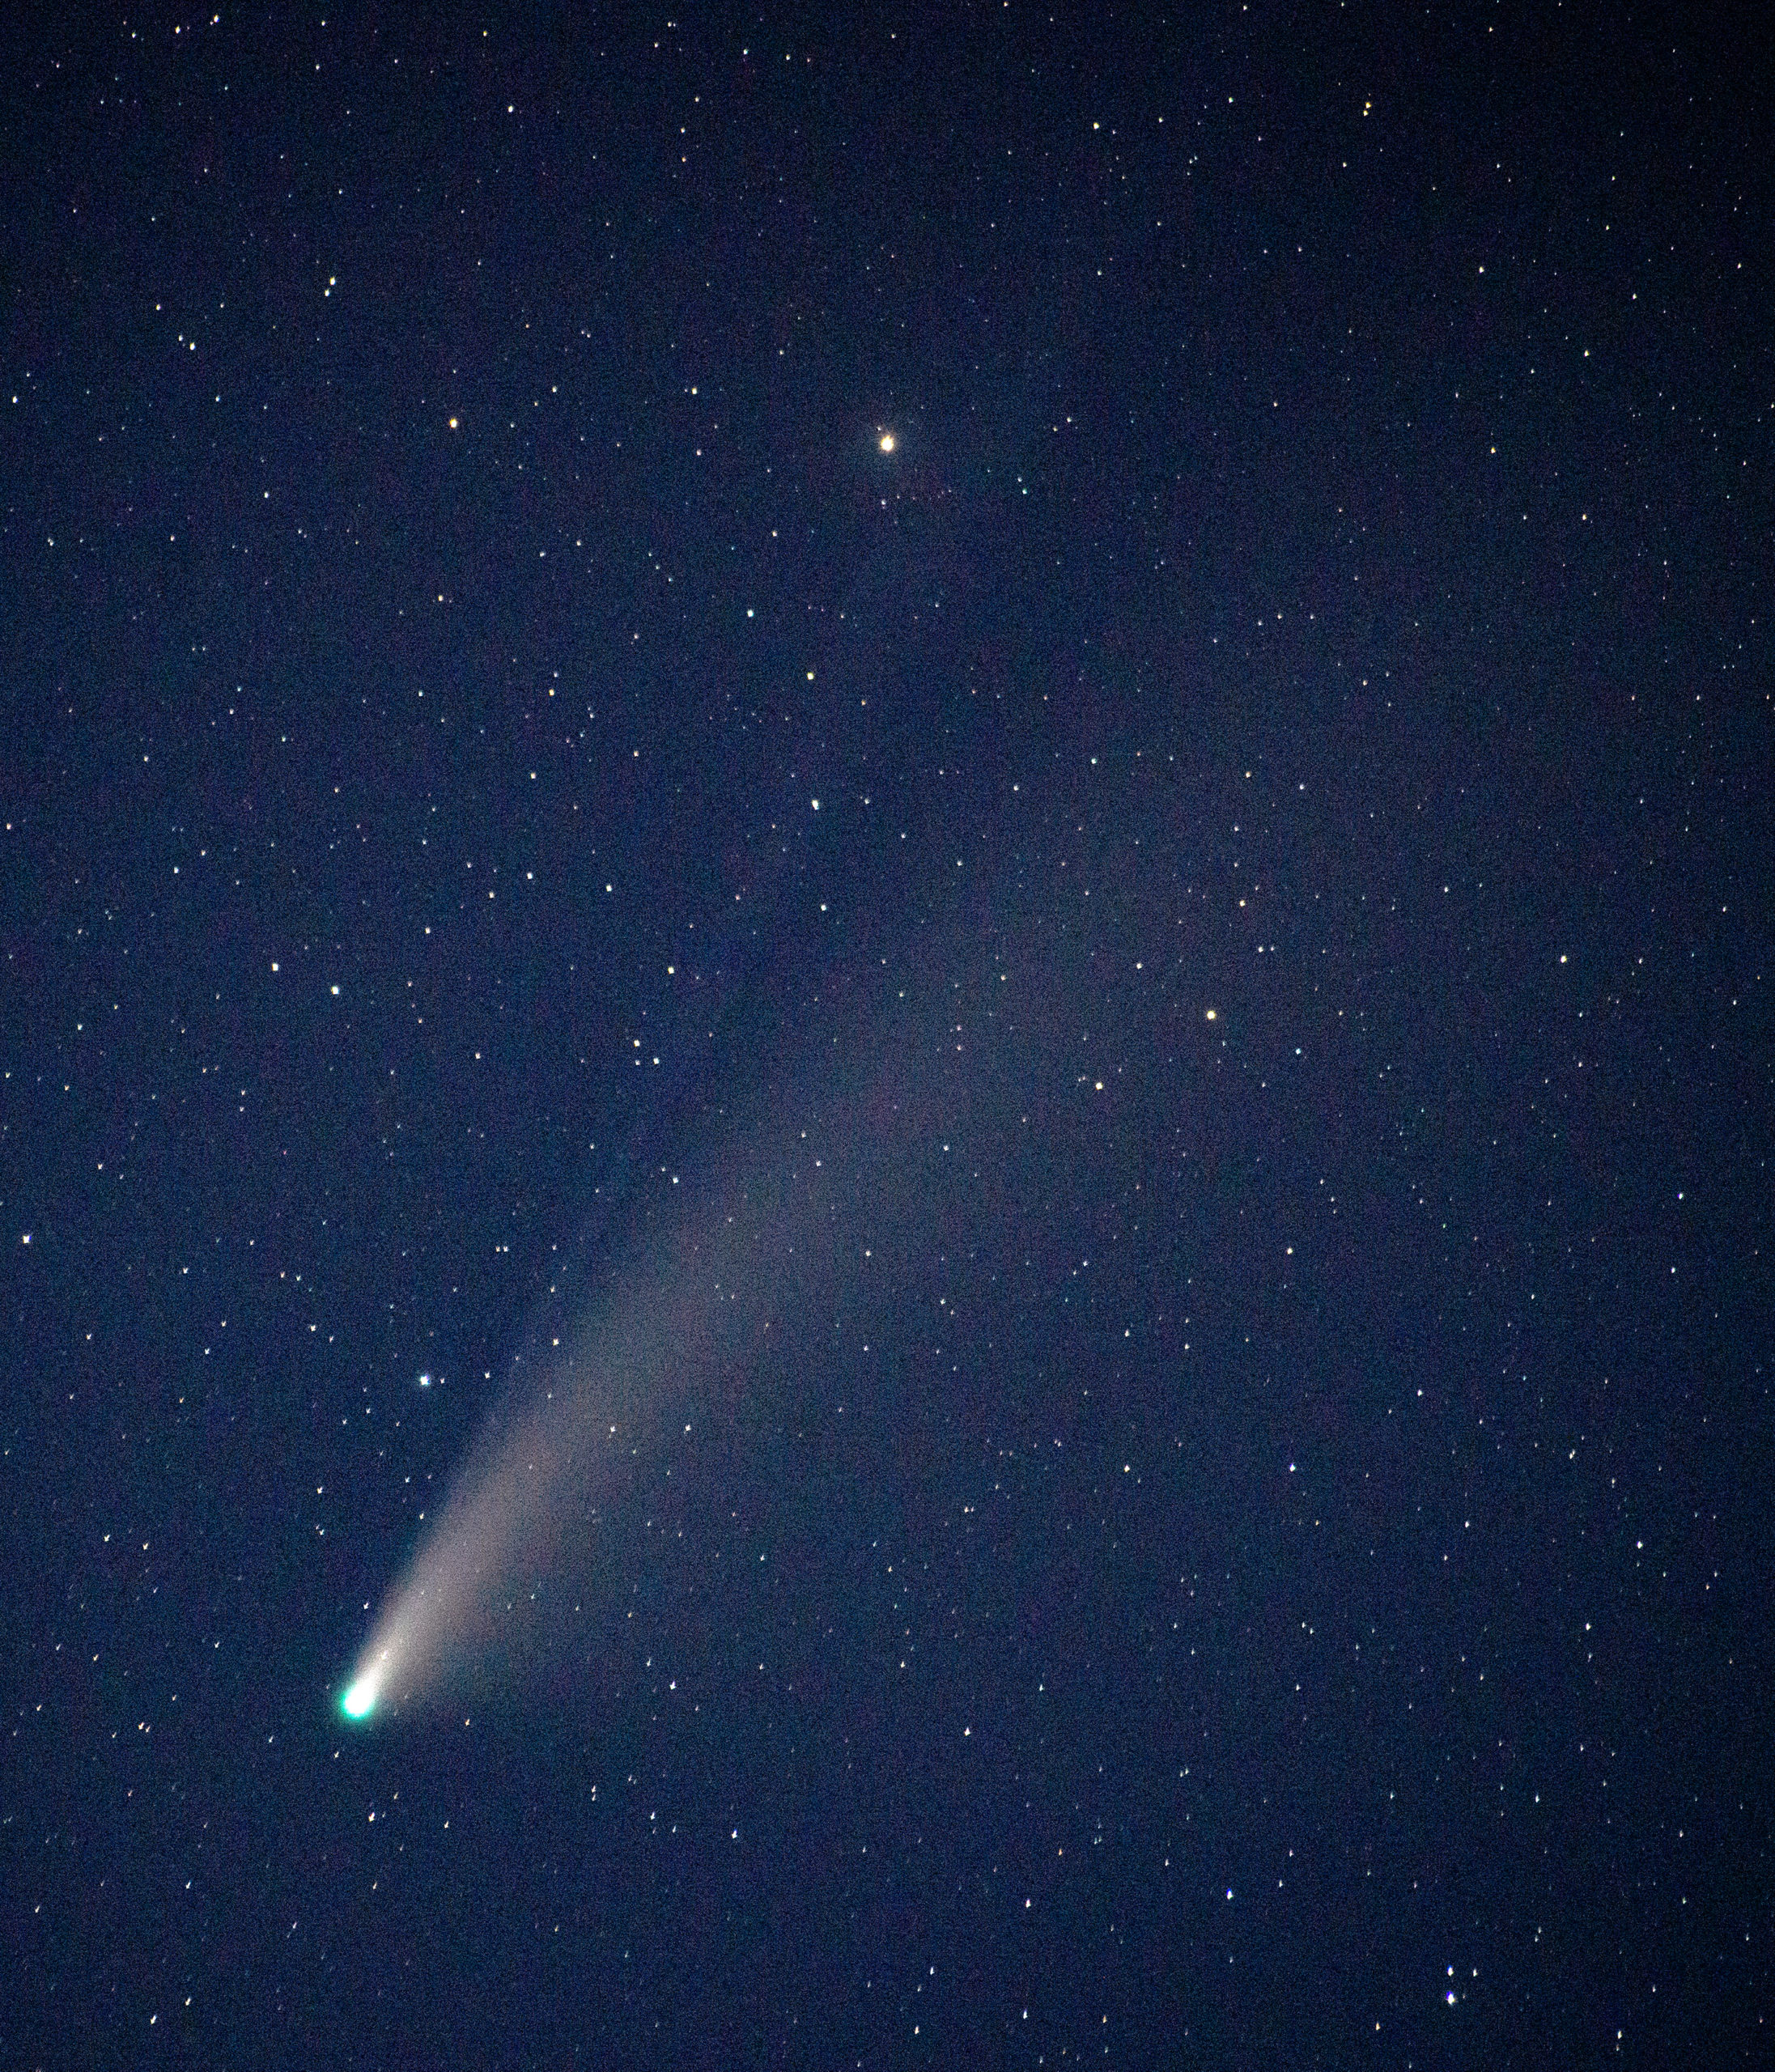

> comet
[331,856,1102,1724]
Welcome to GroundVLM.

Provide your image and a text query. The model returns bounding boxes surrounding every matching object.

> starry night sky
[4,4,1771,2066]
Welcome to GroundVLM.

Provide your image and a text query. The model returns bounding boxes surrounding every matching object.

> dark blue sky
[3,4,1770,2066]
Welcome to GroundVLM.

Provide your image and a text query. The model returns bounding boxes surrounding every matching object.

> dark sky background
[4,3,1771,2066]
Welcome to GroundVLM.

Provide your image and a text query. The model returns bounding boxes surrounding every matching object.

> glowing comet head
[340,1662,385,1722]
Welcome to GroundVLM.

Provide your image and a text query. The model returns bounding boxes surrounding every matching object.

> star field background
[3,3,1772,2066]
